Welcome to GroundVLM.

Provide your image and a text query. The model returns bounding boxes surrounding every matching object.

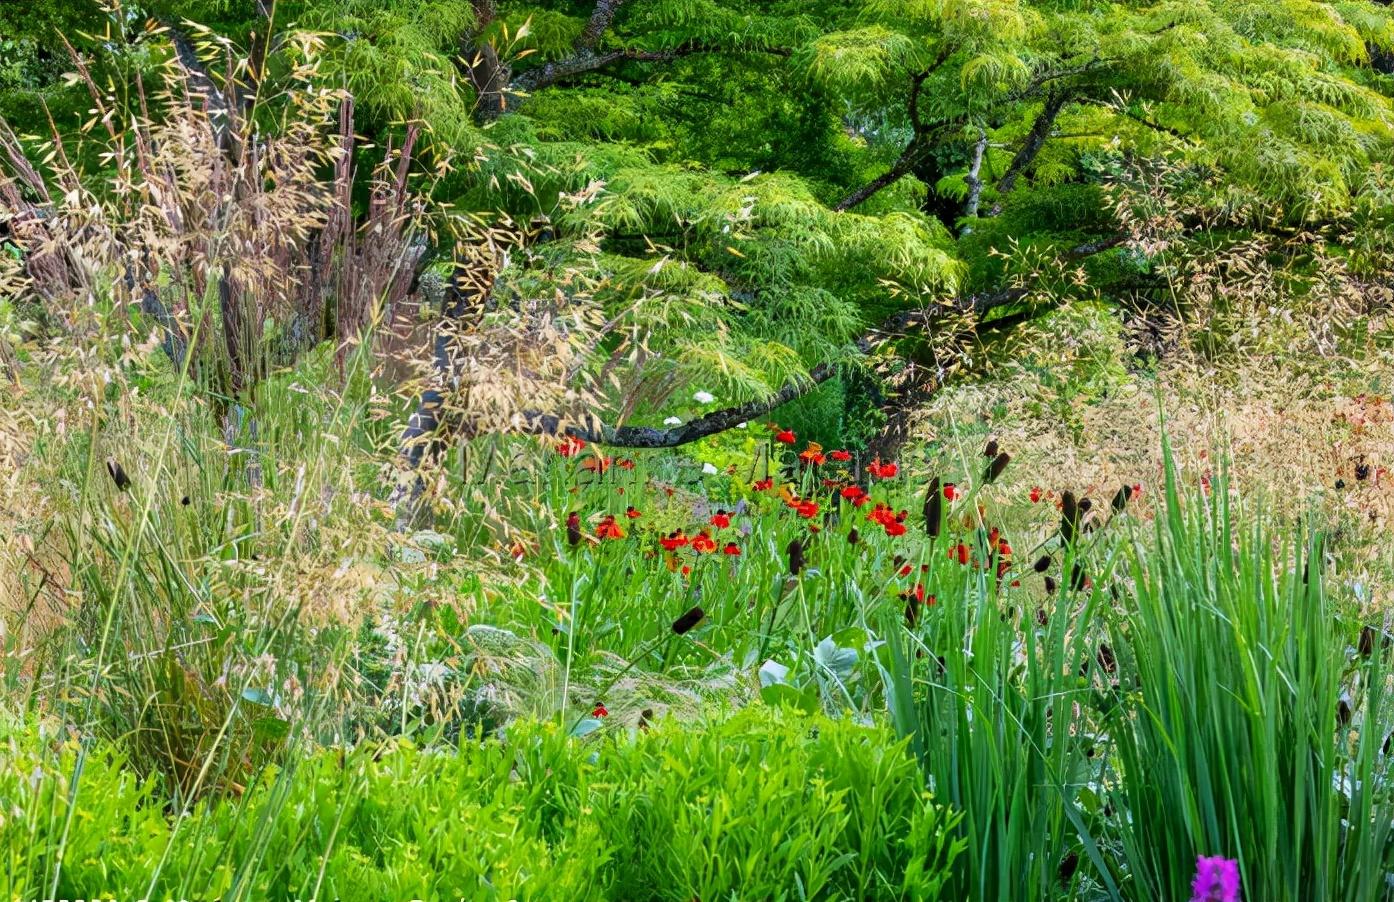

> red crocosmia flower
[912,583,926,604]
[998,540,1012,556]
[841,485,867,502]
[753,478,774,491]
[898,564,913,577]
[625,506,642,519]
[796,499,820,519]
[997,559,1012,579]
[581,456,613,473]
[723,542,741,556]
[867,503,895,527]
[867,458,898,479]
[592,704,608,717]
[775,429,796,445]
[596,516,625,540]
[949,543,970,565]
[831,449,852,462]
[617,458,635,470]
[799,443,826,466]
[681,565,691,576]
[691,531,718,554]
[557,435,586,457]
[1029,486,1044,503]
[660,531,689,551]
[943,483,962,501]
[710,511,731,529]
[884,520,907,537]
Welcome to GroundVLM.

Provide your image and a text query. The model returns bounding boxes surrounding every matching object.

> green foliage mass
[4,0,1393,443]
[4,707,962,901]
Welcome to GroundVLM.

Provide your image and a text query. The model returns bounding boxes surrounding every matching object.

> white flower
[663,416,682,425]
[736,422,747,428]
[702,462,719,475]
[693,391,715,404]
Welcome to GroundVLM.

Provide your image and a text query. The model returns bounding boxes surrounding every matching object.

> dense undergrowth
[4,1,1394,898]
[4,340,1394,900]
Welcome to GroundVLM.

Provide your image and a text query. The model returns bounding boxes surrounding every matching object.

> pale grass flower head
[694,391,715,404]
[663,416,682,426]
[702,462,719,475]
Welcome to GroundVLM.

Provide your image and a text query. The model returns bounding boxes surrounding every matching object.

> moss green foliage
[3,708,962,901]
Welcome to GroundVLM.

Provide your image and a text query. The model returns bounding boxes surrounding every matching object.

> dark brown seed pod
[924,477,942,539]
[1033,554,1052,573]
[1058,851,1079,887]
[566,513,582,547]
[1356,461,1371,481]
[1036,607,1048,626]
[1359,625,1393,657]
[180,495,191,506]
[787,538,805,576]
[106,459,131,491]
[1044,575,1057,595]
[984,452,1011,484]
[1078,497,1093,513]
[1337,697,1353,727]
[671,606,705,635]
[1110,484,1133,512]
[1059,491,1079,544]
[983,439,999,458]
[847,528,860,546]
[1070,563,1087,591]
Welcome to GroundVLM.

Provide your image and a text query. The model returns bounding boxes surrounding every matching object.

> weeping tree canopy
[5,0,1394,452]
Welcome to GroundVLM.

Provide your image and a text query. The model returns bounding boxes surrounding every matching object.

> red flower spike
[899,564,913,577]
[710,512,731,529]
[831,449,852,462]
[723,542,741,556]
[1029,486,1044,503]
[625,506,642,519]
[949,543,970,565]
[943,483,962,501]
[775,429,796,445]
[753,478,774,491]
[592,704,608,717]
[884,520,907,537]
[557,435,587,457]
[796,499,820,519]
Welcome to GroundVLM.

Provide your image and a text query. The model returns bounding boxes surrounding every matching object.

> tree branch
[987,90,1071,216]
[575,0,627,51]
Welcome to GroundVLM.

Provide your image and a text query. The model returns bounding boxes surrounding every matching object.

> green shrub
[2,707,962,901]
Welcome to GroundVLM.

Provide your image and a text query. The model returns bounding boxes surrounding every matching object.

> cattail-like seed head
[566,512,581,547]
[1044,575,1057,595]
[1033,554,1052,573]
[1059,491,1079,544]
[786,538,805,576]
[984,439,998,458]
[984,452,1010,484]
[107,459,131,491]
[671,605,705,635]
[1070,563,1087,591]
[1110,484,1133,512]
[847,528,860,545]
[924,477,942,538]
